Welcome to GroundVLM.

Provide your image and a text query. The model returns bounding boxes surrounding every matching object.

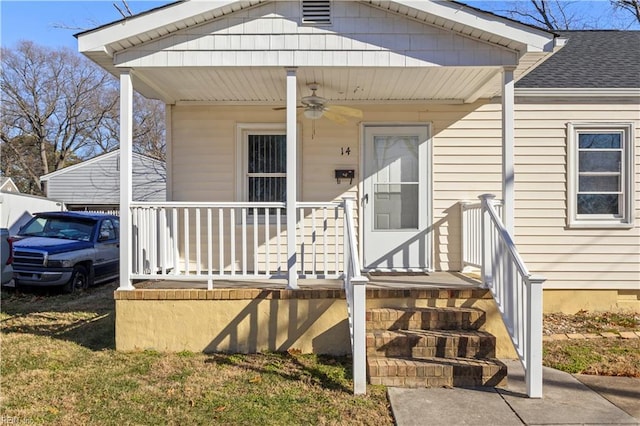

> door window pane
[374,183,418,229]
[374,136,418,183]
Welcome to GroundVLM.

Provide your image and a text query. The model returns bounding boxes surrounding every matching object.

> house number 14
[341,147,351,156]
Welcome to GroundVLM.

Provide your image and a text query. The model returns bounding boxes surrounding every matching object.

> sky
[1,0,638,51]
[1,1,174,49]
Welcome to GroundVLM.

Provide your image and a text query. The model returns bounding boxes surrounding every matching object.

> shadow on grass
[0,281,117,351]
[204,352,354,393]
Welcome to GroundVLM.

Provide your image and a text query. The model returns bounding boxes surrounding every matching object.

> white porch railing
[461,194,546,398]
[460,200,502,270]
[342,197,368,395]
[130,201,349,285]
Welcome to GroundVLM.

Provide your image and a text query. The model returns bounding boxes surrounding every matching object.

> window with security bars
[568,123,634,227]
[247,134,286,214]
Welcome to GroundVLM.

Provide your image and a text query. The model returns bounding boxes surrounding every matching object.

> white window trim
[235,123,302,204]
[567,122,635,229]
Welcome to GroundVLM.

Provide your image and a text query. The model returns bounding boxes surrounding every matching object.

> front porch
[76,0,560,397]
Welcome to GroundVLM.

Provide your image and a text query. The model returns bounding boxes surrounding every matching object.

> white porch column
[502,67,515,237]
[285,68,298,289]
[119,70,134,290]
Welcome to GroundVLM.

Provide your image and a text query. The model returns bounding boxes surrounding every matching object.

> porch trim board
[119,70,134,291]
[286,67,298,289]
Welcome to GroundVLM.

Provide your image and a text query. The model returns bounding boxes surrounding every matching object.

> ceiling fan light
[303,107,324,120]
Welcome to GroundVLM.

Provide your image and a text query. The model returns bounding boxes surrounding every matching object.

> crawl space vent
[302,0,331,26]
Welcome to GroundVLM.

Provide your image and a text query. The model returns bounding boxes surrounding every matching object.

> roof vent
[302,0,331,26]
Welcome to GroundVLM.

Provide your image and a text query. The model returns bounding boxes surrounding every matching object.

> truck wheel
[64,265,89,294]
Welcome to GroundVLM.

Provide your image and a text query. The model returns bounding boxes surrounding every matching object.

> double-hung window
[237,125,289,219]
[247,133,287,205]
[567,123,634,228]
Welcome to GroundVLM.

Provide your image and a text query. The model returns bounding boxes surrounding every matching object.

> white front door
[362,125,431,270]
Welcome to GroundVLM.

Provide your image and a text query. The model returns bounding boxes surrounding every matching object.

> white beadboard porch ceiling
[136,66,502,104]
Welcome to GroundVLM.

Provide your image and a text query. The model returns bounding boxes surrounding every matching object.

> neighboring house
[0,191,65,235]
[40,149,166,212]
[2,173,66,235]
[0,177,20,193]
[77,0,639,396]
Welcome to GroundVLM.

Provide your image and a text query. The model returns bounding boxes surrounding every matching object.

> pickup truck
[12,211,119,293]
[1,228,13,287]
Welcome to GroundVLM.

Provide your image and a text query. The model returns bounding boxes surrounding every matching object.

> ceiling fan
[274,83,363,124]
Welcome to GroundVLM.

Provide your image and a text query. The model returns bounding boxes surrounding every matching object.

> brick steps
[366,307,485,331]
[367,329,497,359]
[366,305,507,389]
[367,356,508,388]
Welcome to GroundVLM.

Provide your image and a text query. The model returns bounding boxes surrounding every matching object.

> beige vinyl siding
[169,102,505,273]
[513,101,640,290]
[168,100,639,289]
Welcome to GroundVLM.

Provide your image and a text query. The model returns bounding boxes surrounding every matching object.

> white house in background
[0,177,20,193]
[40,149,166,212]
[76,0,639,397]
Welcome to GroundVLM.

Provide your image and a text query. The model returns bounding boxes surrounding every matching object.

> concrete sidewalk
[388,359,640,425]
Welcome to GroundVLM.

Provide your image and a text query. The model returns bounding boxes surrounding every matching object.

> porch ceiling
[133,66,503,105]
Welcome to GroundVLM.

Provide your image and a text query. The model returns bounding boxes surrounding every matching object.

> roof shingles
[517,31,640,89]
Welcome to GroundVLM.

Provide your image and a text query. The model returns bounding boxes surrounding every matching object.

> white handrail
[342,196,368,395]
[475,194,546,398]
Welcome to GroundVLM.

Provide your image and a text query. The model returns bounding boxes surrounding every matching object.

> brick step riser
[367,363,507,388]
[367,334,496,359]
[365,317,484,331]
[370,375,507,388]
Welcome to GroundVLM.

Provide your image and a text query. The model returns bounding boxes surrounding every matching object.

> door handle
[362,194,369,205]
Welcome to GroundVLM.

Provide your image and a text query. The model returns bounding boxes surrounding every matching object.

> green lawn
[0,284,392,425]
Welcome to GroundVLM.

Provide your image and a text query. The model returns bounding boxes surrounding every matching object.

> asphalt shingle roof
[517,31,640,89]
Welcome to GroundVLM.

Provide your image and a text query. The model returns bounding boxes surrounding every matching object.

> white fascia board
[383,0,557,52]
[40,150,120,182]
[515,88,640,97]
[77,0,258,54]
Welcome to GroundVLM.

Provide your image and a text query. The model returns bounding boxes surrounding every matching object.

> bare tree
[1,41,119,192]
[472,0,639,30]
[612,0,640,24]
[1,41,166,194]
[490,0,582,30]
[132,95,166,161]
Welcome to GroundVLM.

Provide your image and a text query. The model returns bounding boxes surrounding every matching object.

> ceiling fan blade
[322,110,349,125]
[273,106,304,111]
[325,105,363,118]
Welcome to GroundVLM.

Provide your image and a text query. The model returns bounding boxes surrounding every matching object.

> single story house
[40,149,166,213]
[77,0,639,396]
